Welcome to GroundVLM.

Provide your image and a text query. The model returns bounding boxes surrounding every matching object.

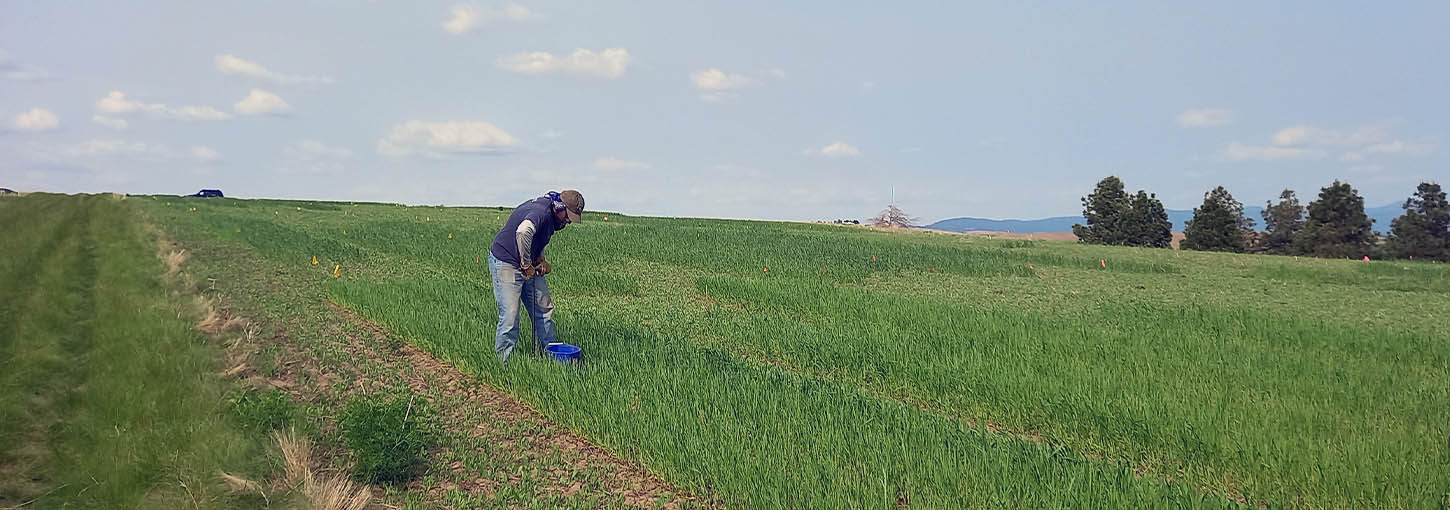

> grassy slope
[142,197,1450,509]
[0,194,269,509]
[145,199,676,509]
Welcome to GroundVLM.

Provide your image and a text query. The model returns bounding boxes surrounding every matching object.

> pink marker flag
[1363,255,1370,262]
[1100,259,1106,268]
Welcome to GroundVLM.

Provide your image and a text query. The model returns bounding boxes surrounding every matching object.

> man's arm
[515,219,537,268]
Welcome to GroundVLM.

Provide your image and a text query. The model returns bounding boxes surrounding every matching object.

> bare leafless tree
[871,204,918,228]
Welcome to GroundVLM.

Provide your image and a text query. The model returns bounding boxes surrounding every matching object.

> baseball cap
[560,189,584,223]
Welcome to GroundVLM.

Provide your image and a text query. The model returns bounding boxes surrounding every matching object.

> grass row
[0,194,270,509]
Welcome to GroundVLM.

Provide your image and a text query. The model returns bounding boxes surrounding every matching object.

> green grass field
[0,194,271,509]
[129,195,1450,509]
[5,193,1446,508]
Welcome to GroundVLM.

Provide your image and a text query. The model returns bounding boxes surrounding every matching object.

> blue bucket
[544,342,582,364]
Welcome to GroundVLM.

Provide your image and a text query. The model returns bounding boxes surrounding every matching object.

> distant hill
[926,203,1406,233]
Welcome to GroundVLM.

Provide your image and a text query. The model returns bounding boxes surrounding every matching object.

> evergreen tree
[1295,180,1377,258]
[1118,191,1173,248]
[1386,181,1450,261]
[1182,186,1253,252]
[1259,189,1304,254]
[1072,176,1130,245]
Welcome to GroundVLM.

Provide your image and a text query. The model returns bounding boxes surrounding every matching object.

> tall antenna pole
[891,186,895,206]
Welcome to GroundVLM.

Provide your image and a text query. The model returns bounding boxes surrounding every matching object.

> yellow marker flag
[426,216,431,222]
[448,233,453,239]
[311,256,318,265]
[296,206,301,211]
[332,264,340,278]
[236,228,241,233]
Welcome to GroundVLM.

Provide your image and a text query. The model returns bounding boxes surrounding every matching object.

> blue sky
[2,2,1446,223]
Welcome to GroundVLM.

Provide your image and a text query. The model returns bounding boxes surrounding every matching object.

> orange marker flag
[763,266,769,272]
[475,257,481,264]
[1028,263,1034,269]
[871,256,877,262]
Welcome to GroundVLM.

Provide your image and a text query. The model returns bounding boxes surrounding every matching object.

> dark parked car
[187,189,224,198]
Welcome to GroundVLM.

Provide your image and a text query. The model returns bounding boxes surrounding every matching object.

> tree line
[1072,176,1449,261]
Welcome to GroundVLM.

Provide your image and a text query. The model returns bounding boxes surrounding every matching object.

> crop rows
[144,197,1450,508]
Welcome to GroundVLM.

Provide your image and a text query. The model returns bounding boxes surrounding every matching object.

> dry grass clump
[218,470,264,494]
[164,249,188,276]
[195,296,223,333]
[273,429,371,510]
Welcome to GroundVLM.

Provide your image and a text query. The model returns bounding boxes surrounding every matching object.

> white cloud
[443,4,535,33]
[594,156,650,170]
[233,89,291,115]
[692,68,751,90]
[819,141,862,157]
[14,108,59,131]
[191,146,221,162]
[96,91,167,115]
[377,120,520,157]
[442,5,482,33]
[1176,108,1235,127]
[1222,142,1321,161]
[496,48,631,78]
[93,91,231,120]
[175,105,232,120]
[1255,123,1433,163]
[92,115,127,130]
[692,68,753,102]
[214,54,333,85]
[1272,124,1388,146]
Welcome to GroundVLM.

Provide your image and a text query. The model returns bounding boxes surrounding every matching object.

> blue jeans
[489,253,557,363]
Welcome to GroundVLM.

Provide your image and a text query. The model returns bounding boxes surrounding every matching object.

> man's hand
[521,263,536,279]
[537,257,552,276]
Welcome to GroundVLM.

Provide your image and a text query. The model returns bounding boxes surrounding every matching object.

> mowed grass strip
[142,197,1450,508]
[0,194,270,509]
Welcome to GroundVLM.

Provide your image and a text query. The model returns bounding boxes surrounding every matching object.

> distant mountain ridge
[926,203,1406,233]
